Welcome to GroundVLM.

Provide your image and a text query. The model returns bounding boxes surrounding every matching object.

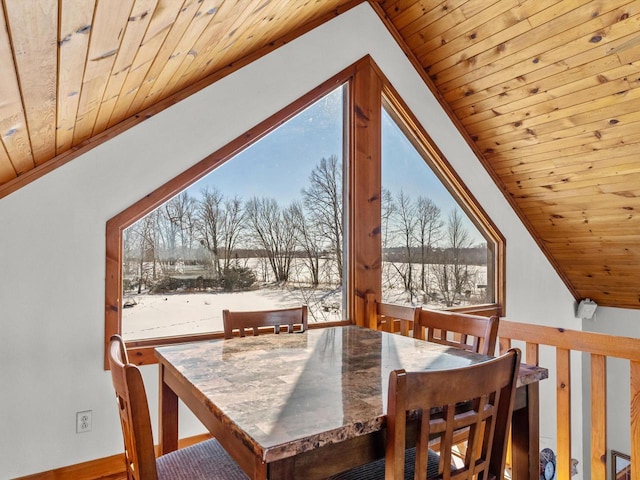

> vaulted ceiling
[1,0,639,310]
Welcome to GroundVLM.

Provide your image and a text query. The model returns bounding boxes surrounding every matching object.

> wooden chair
[108,335,248,480]
[412,309,500,460]
[364,292,420,335]
[329,348,521,480]
[413,308,499,356]
[223,305,308,339]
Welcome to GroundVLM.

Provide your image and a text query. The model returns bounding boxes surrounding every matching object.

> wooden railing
[498,320,640,480]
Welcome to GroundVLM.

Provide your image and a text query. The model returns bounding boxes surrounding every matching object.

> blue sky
[382,109,461,218]
[187,85,485,245]
[187,86,344,204]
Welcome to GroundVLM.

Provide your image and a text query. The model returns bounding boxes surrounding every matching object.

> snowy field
[122,262,488,340]
[121,285,342,340]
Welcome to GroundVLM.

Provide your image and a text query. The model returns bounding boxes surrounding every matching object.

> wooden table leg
[511,382,540,480]
[158,363,179,454]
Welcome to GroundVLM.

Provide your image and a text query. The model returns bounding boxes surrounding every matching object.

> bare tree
[197,187,224,278]
[290,201,322,286]
[245,197,297,282]
[219,196,245,271]
[381,188,395,243]
[155,207,178,268]
[163,191,197,264]
[125,211,158,293]
[381,187,397,293]
[302,155,343,283]
[390,190,418,302]
[414,196,442,300]
[433,209,475,307]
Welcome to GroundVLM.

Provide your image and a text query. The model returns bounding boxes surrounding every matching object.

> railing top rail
[499,320,640,362]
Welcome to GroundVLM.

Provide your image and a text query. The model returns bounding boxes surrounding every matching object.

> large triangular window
[105,57,504,363]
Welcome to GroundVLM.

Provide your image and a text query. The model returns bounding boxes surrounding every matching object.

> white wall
[0,3,584,477]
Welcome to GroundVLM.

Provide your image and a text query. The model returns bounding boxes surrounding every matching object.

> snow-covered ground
[121,285,342,340]
[122,262,488,340]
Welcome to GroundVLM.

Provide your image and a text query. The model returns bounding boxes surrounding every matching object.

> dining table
[155,325,547,480]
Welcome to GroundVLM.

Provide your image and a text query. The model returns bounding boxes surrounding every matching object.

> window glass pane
[381,106,495,308]
[122,85,346,340]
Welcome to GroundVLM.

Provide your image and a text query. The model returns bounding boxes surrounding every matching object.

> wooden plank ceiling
[376,0,640,310]
[0,0,639,310]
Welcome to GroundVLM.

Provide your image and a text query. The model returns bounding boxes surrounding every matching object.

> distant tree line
[123,154,488,307]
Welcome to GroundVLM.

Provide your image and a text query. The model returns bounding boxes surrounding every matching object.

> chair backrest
[413,308,499,355]
[223,305,308,339]
[364,292,420,335]
[377,302,421,336]
[108,334,158,480]
[385,348,521,480]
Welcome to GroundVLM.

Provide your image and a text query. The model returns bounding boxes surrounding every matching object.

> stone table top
[155,325,547,463]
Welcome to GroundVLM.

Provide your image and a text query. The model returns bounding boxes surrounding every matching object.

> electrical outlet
[76,410,92,433]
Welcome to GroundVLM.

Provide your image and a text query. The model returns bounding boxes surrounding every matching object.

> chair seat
[157,438,249,480]
[328,448,440,480]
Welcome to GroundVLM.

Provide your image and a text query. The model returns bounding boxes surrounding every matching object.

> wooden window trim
[104,55,505,368]
[349,56,383,324]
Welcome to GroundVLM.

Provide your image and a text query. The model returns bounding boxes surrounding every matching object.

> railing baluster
[590,354,606,480]
[499,336,511,355]
[556,348,571,480]
[631,360,640,479]
[526,342,539,366]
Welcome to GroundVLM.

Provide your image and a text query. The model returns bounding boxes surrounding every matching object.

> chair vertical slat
[631,360,640,480]
[590,354,607,480]
[556,348,571,480]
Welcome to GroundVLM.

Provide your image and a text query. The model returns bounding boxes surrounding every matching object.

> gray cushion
[328,447,441,479]
[156,438,249,480]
